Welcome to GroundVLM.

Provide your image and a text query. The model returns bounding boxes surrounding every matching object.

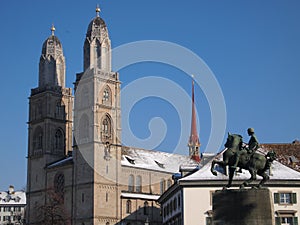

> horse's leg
[211,160,227,176]
[257,170,270,188]
[211,160,217,176]
[225,167,235,189]
[241,167,257,188]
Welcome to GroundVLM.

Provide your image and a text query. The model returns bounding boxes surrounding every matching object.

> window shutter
[292,193,297,204]
[275,217,281,225]
[274,193,279,204]
[293,217,298,225]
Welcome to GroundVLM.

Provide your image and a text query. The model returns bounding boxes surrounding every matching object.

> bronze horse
[210,133,276,189]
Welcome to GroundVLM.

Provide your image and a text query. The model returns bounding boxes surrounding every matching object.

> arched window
[144,201,149,215]
[160,179,165,194]
[54,129,64,152]
[106,222,110,225]
[79,114,89,143]
[128,175,134,192]
[126,200,131,214]
[136,175,142,193]
[54,172,64,203]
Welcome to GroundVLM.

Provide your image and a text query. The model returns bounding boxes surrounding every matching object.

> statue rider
[232,128,260,169]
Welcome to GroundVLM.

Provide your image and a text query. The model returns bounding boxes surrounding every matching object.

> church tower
[188,79,201,162]
[72,6,122,224]
[26,25,73,223]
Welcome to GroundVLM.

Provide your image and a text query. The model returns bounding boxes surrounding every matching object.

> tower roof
[86,5,108,39]
[41,25,63,58]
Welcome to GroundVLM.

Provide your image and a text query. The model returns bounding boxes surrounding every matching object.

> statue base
[212,188,275,225]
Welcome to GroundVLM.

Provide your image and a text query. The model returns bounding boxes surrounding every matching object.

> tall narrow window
[79,114,89,142]
[56,102,61,116]
[128,175,134,192]
[33,126,43,154]
[136,175,142,193]
[144,201,149,215]
[126,200,132,214]
[96,40,101,69]
[160,179,165,194]
[55,129,64,152]
[54,173,65,203]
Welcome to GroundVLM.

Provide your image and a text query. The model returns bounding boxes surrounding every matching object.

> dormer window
[155,160,165,168]
[125,156,135,165]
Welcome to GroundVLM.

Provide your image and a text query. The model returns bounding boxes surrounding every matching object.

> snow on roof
[121,146,197,173]
[47,156,73,169]
[180,147,300,182]
[121,192,160,201]
[0,190,26,205]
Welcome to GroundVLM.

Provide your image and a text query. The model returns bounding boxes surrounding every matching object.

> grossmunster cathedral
[26,6,201,225]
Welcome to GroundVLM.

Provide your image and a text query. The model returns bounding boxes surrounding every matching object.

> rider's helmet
[247,127,255,134]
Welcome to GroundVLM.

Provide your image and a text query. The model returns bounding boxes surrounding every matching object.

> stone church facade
[26,7,199,225]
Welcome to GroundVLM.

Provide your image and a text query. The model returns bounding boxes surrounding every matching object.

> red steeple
[188,79,201,162]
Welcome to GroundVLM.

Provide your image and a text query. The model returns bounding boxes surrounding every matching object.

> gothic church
[26,7,200,225]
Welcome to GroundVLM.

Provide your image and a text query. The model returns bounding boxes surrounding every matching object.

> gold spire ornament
[51,24,56,36]
[96,4,101,17]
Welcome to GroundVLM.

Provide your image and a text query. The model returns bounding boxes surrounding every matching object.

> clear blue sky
[0,0,299,191]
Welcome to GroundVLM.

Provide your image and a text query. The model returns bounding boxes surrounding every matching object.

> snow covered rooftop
[121,192,160,201]
[0,186,26,205]
[121,146,198,173]
[47,156,73,169]
[180,147,300,182]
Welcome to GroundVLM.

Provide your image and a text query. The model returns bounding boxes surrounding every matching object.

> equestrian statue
[210,128,277,189]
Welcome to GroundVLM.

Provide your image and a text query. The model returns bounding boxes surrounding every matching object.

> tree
[36,188,70,225]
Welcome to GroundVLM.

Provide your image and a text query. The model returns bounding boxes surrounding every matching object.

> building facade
[26,7,199,225]
[0,186,26,225]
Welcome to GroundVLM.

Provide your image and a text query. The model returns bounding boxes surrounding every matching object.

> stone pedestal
[212,188,275,225]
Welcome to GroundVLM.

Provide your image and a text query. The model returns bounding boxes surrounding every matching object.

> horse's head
[266,150,277,162]
[224,132,243,149]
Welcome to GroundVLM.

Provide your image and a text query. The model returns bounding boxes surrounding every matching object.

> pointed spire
[51,24,56,36]
[96,4,101,17]
[188,75,201,162]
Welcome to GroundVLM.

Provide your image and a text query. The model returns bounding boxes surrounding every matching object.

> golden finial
[96,4,101,17]
[51,24,56,36]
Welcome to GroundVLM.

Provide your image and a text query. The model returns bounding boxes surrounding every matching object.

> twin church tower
[26,6,200,225]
